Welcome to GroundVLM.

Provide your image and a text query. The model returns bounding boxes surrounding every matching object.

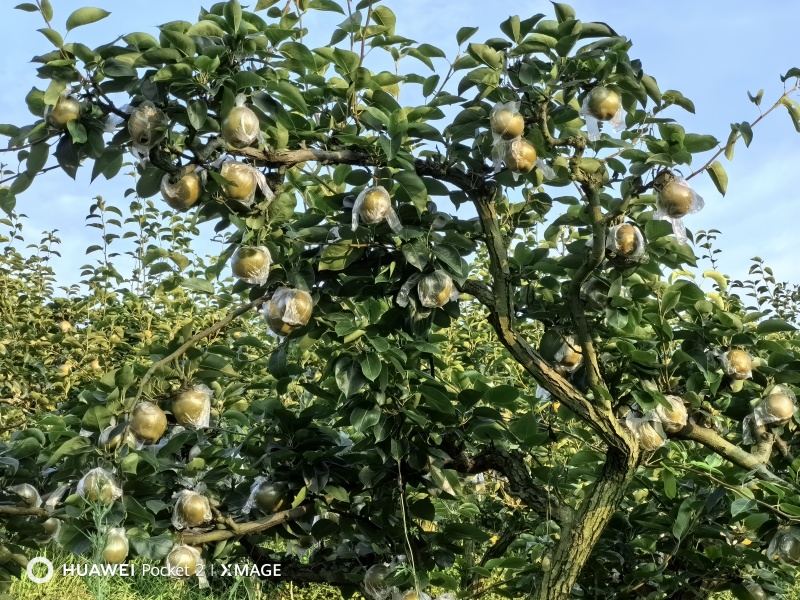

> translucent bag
[165,544,207,586]
[10,483,41,508]
[172,384,212,429]
[364,562,394,600]
[172,490,212,529]
[580,278,610,310]
[352,186,402,233]
[102,528,129,564]
[655,395,688,433]
[555,336,583,373]
[624,412,665,451]
[231,245,271,285]
[127,101,169,159]
[219,160,272,204]
[721,349,752,381]
[160,166,205,212]
[222,94,261,148]
[489,101,524,142]
[606,223,646,262]
[580,87,624,141]
[263,287,313,336]
[767,530,800,564]
[654,178,704,243]
[753,385,796,427]
[77,468,123,504]
[45,88,81,128]
[99,422,137,451]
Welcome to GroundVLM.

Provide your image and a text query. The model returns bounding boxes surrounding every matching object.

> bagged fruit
[352,186,402,233]
[606,223,646,262]
[231,246,271,286]
[654,177,704,243]
[624,412,665,451]
[77,468,122,504]
[580,86,624,141]
[655,395,688,433]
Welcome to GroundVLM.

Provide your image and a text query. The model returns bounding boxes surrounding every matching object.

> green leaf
[308,0,345,13]
[26,143,49,176]
[467,43,503,70]
[757,318,796,334]
[499,16,521,43]
[335,358,367,398]
[662,90,695,114]
[15,3,39,12]
[443,523,490,542]
[65,7,110,31]
[45,436,91,467]
[319,243,365,271]
[359,354,381,381]
[182,277,215,295]
[54,135,80,180]
[371,6,396,36]
[91,147,123,182]
[38,27,63,48]
[187,99,208,130]
[128,534,173,560]
[350,404,380,431]
[41,0,53,21]
[551,2,576,22]
[223,0,242,33]
[393,171,427,213]
[706,161,728,196]
[682,134,718,154]
[255,0,280,9]
[457,27,478,46]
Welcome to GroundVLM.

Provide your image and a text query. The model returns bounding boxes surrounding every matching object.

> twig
[131,293,269,406]
[179,504,312,545]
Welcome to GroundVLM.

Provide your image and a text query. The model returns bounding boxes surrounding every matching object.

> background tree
[2,1,800,599]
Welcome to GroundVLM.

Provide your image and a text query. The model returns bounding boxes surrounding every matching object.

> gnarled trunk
[535,449,637,600]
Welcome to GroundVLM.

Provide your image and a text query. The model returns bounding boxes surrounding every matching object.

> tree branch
[567,183,608,401]
[131,293,269,407]
[0,505,50,517]
[441,434,567,521]
[469,185,633,452]
[674,421,781,482]
[178,504,313,545]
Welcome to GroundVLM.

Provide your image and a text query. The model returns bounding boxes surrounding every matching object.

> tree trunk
[535,449,637,600]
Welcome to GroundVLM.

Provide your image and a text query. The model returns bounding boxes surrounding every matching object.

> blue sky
[2,1,799,291]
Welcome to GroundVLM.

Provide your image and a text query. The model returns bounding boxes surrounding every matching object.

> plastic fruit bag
[263,287,313,336]
[489,101,524,142]
[606,223,646,262]
[721,349,752,381]
[9,483,41,508]
[160,166,205,212]
[127,101,169,159]
[102,528,129,564]
[555,336,583,374]
[624,412,665,451]
[219,160,272,204]
[172,490,212,529]
[580,86,624,141]
[655,395,688,433]
[77,468,122,504]
[352,186,402,233]
[222,93,261,148]
[654,177,704,243]
[231,246,271,286]
[172,384,212,429]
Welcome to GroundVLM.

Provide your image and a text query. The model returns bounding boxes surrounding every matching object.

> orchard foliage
[2,1,800,599]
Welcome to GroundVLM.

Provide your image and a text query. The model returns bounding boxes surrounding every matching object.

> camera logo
[27,557,54,584]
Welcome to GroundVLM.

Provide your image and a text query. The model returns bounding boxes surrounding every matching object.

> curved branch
[441,435,568,521]
[131,293,269,406]
[179,504,313,545]
[674,421,781,482]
